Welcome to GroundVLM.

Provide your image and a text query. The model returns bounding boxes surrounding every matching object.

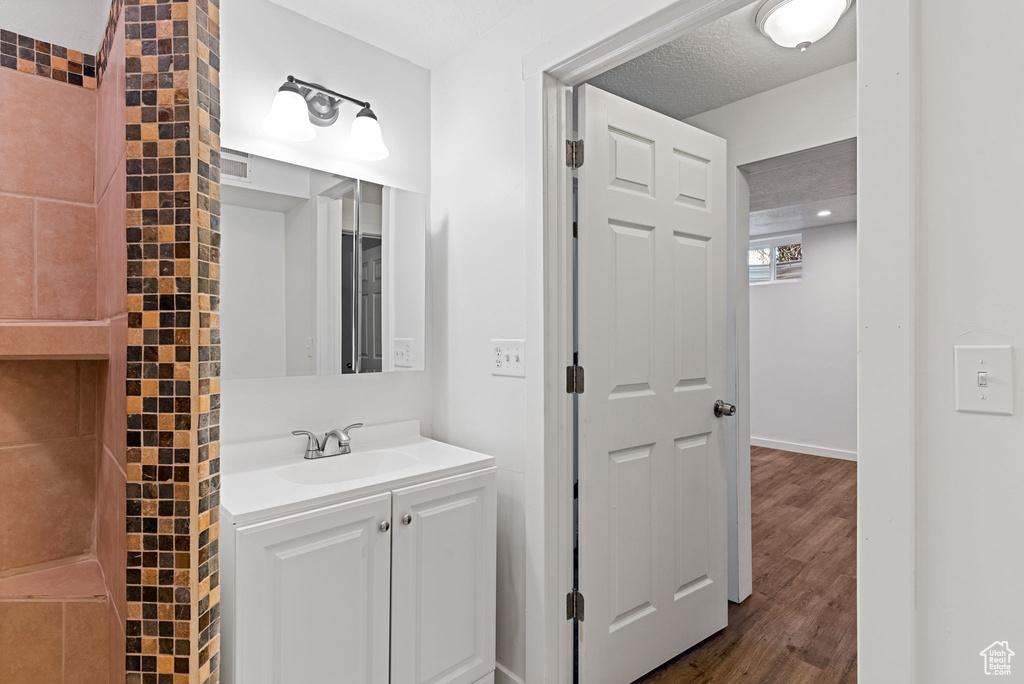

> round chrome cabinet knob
[402,514,413,526]
[379,520,391,533]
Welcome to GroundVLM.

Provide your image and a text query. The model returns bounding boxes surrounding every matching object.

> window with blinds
[749,234,802,285]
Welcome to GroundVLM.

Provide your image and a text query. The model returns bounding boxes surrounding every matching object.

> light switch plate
[393,339,413,368]
[492,339,525,377]
[955,345,1013,415]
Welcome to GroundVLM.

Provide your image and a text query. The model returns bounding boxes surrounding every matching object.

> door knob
[379,520,391,533]
[714,400,737,418]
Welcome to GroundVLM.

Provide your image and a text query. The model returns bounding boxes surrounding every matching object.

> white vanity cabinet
[391,470,497,684]
[222,452,497,684]
[231,491,393,683]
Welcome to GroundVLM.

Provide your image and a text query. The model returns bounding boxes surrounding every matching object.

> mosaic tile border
[0,29,98,89]
[97,0,126,86]
[193,0,221,679]
[122,0,220,680]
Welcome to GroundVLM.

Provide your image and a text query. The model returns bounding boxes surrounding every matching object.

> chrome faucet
[323,423,363,456]
[291,424,363,460]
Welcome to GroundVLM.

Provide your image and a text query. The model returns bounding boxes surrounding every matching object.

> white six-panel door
[577,84,729,684]
[234,493,392,683]
[391,468,497,684]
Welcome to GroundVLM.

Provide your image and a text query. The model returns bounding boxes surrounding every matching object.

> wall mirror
[220,150,426,378]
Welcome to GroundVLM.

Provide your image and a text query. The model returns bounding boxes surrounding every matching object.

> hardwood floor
[634,447,857,684]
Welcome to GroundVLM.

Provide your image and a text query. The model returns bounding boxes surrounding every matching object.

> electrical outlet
[492,339,526,377]
[394,338,414,368]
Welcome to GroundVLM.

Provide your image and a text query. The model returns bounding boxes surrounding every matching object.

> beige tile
[102,316,128,471]
[0,559,106,599]
[65,601,110,684]
[107,596,126,683]
[35,201,97,320]
[0,195,35,319]
[0,361,80,446]
[0,601,63,683]
[96,449,126,615]
[0,438,97,572]
[0,322,109,359]
[96,18,126,201]
[95,164,127,319]
[0,68,96,204]
[78,361,98,437]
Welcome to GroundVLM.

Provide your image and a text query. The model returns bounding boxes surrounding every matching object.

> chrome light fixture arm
[285,75,373,128]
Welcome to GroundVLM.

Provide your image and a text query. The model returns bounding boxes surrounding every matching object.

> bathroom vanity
[221,421,497,684]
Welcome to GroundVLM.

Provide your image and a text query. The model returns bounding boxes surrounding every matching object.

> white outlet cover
[394,338,414,369]
[954,345,1013,415]
[492,339,526,378]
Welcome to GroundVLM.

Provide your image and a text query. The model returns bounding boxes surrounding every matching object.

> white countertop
[221,420,495,525]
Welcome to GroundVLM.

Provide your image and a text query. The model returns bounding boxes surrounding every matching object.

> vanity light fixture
[755,0,853,52]
[263,76,390,160]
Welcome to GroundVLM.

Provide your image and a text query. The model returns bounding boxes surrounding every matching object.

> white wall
[220,205,287,380]
[749,223,857,459]
[220,0,431,195]
[387,189,428,371]
[914,2,1024,680]
[2,0,111,53]
[219,0,434,447]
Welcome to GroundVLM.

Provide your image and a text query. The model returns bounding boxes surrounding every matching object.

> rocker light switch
[955,346,1013,415]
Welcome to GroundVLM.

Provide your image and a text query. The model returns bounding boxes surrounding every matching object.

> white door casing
[234,493,392,683]
[577,84,729,684]
[391,468,498,684]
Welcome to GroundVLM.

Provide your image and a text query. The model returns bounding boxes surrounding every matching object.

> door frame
[525,1,918,683]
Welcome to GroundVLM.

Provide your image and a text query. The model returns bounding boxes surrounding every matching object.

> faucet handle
[291,430,322,453]
[342,423,364,438]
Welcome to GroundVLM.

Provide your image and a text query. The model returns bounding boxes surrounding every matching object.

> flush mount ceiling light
[263,76,390,160]
[756,0,853,52]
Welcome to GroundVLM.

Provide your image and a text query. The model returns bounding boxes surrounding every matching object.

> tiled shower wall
[1,0,221,679]
[0,1,128,681]
[0,67,97,318]
[97,3,131,680]
[0,361,100,573]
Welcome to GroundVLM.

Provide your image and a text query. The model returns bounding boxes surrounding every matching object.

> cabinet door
[391,468,497,684]
[235,492,392,684]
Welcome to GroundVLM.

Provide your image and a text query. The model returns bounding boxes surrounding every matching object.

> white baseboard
[750,437,857,462]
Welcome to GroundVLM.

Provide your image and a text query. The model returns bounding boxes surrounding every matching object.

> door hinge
[566,589,585,621]
[566,364,585,394]
[566,139,584,169]
[573,221,578,238]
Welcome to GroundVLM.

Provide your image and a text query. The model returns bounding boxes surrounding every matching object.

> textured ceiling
[749,150,856,212]
[266,0,535,69]
[748,146,857,235]
[750,196,856,236]
[588,1,857,120]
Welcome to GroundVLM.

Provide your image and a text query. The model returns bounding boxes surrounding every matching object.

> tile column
[123,0,220,682]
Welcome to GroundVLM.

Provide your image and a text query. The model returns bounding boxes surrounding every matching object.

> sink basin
[276,450,417,485]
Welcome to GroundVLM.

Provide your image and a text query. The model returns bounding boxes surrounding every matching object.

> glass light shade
[263,87,316,142]
[344,109,390,161]
[757,0,851,49]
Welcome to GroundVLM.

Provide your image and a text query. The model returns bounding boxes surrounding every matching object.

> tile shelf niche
[0,320,111,360]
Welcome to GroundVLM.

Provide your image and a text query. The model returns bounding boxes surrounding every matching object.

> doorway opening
[565,1,859,681]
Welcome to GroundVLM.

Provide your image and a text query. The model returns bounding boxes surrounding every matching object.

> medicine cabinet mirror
[219,150,426,378]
